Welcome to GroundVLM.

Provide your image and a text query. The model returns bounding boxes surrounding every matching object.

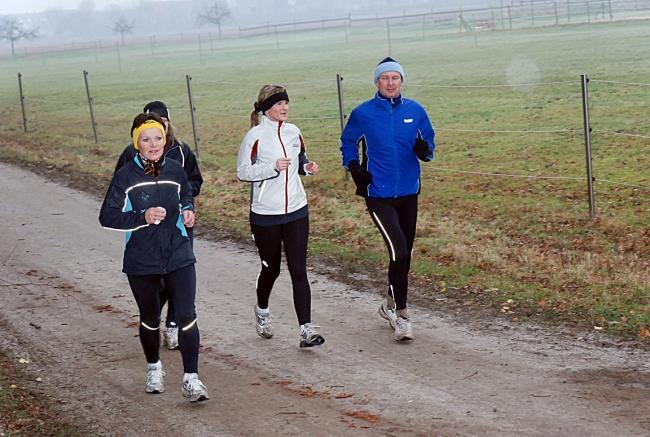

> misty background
[1,0,502,44]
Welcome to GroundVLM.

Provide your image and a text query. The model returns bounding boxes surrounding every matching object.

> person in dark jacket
[340,57,435,342]
[100,112,209,402]
[114,101,203,351]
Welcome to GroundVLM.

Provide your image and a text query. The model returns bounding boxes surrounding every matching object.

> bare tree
[197,1,232,38]
[111,17,133,45]
[0,17,38,57]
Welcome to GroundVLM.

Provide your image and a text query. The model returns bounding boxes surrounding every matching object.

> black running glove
[347,160,372,197]
[413,133,431,162]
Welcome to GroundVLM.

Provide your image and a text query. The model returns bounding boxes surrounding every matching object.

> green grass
[0,19,648,339]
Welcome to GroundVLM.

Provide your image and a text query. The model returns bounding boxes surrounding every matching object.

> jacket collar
[261,115,283,129]
[375,91,403,107]
[134,154,166,170]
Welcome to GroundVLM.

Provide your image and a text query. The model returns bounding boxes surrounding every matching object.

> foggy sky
[1,0,485,16]
[1,0,131,15]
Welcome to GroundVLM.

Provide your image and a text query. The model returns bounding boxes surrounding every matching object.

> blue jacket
[99,156,195,275]
[340,93,435,198]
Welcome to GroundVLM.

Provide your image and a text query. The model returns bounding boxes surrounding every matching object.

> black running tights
[365,195,418,311]
[158,227,194,327]
[251,216,311,326]
[127,263,200,373]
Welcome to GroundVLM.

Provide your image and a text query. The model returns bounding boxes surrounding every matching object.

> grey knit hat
[373,57,405,83]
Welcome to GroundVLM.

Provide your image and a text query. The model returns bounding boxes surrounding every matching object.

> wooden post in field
[507,5,512,29]
[83,70,98,144]
[580,74,596,221]
[336,74,349,181]
[116,42,122,73]
[421,15,425,39]
[17,73,27,133]
[185,75,200,158]
[336,74,346,133]
[587,1,591,23]
[554,2,559,25]
[608,0,613,20]
[531,0,535,26]
[500,0,505,30]
[198,33,204,64]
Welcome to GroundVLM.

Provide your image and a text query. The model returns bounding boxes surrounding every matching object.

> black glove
[347,160,372,197]
[413,133,431,162]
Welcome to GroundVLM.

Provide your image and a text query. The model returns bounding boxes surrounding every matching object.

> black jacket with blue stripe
[114,140,203,198]
[99,155,195,276]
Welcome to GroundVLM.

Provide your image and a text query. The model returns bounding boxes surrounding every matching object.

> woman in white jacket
[237,85,325,348]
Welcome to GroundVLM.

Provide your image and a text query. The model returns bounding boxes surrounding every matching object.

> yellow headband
[132,120,166,150]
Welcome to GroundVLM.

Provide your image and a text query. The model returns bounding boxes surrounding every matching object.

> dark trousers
[251,216,311,326]
[159,226,194,327]
[127,263,200,373]
[365,195,418,311]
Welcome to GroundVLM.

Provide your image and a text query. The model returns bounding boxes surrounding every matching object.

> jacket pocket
[257,180,267,203]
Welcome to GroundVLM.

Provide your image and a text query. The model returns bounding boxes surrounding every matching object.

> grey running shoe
[254,305,273,339]
[394,316,414,341]
[182,375,209,402]
[163,325,179,350]
[378,302,397,329]
[145,363,165,393]
[299,323,325,348]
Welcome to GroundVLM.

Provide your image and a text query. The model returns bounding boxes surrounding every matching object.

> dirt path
[0,162,648,436]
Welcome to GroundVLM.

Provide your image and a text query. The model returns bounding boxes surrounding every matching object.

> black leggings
[365,195,418,311]
[251,216,311,326]
[158,227,194,327]
[127,263,200,373]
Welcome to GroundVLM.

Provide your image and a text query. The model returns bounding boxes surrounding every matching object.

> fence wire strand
[426,166,584,181]
[593,130,650,140]
[591,79,650,87]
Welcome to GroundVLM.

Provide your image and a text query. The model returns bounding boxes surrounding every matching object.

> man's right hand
[348,160,372,196]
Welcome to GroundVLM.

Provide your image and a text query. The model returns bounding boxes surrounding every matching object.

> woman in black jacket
[114,101,203,351]
[99,112,208,402]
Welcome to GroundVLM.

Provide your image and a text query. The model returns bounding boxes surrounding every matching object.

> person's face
[265,100,289,122]
[138,127,165,161]
[376,71,402,99]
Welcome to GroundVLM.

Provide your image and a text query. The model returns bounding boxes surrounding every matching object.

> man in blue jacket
[340,57,435,341]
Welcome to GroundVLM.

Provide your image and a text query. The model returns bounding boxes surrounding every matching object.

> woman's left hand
[182,210,196,228]
[305,161,319,175]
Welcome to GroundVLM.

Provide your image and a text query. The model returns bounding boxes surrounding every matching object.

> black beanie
[143,101,170,120]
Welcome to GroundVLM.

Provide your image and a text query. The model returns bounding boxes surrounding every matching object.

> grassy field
[0,19,648,338]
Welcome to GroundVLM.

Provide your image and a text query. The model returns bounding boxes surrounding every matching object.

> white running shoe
[299,323,325,348]
[182,374,209,402]
[254,305,273,339]
[145,362,165,393]
[394,316,414,341]
[163,325,179,350]
[378,302,397,329]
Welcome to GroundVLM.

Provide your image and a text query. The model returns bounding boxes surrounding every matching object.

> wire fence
[10,69,650,222]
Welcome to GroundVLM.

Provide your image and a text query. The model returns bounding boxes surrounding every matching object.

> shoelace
[301,324,321,339]
[395,318,409,331]
[185,378,206,394]
[147,369,165,388]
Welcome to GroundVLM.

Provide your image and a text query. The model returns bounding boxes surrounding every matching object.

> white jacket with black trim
[237,116,311,216]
